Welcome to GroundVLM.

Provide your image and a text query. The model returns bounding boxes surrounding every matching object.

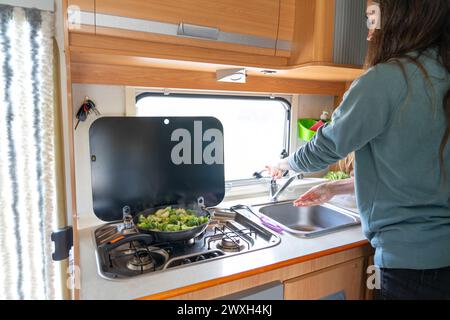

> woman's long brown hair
[366,0,450,178]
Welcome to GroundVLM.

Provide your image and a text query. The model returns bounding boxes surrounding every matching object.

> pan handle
[197,196,205,207]
[202,207,214,220]
[99,233,154,252]
[197,196,213,219]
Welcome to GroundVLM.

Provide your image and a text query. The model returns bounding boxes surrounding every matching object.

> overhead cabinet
[95,0,279,39]
[69,0,293,57]
[290,0,368,66]
[66,0,367,83]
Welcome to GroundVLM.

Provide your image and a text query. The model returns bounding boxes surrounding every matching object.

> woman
[268,0,450,300]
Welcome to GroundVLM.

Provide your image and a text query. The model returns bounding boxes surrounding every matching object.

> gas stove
[93,208,281,280]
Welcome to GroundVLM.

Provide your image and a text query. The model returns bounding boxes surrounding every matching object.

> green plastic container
[298,119,318,142]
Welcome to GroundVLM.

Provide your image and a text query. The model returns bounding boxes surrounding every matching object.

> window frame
[135,92,292,185]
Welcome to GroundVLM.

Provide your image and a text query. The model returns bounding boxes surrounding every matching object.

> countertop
[77,192,367,300]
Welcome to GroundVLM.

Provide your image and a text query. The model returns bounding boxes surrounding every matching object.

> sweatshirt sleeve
[288,65,402,173]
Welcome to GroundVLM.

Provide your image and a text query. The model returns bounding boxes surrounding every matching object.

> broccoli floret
[168,214,178,224]
[324,171,350,181]
[199,216,209,225]
[186,216,199,227]
[166,224,179,231]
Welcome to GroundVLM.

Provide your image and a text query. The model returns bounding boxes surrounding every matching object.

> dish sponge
[309,120,326,132]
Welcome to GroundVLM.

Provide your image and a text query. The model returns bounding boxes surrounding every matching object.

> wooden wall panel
[278,0,296,42]
[289,0,335,65]
[276,0,296,57]
[63,0,80,300]
[313,0,335,63]
[289,0,316,64]
[334,80,356,107]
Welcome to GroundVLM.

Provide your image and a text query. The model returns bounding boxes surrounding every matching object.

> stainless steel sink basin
[257,202,360,238]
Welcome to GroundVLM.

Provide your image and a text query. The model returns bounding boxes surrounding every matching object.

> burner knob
[182,259,192,265]
[209,252,220,258]
[195,255,206,262]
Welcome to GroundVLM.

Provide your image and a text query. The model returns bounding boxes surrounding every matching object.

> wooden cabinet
[68,0,95,34]
[284,258,365,300]
[65,1,366,84]
[290,0,368,66]
[95,0,280,39]
[67,0,367,65]
[146,243,373,300]
[90,0,286,57]
[277,0,296,57]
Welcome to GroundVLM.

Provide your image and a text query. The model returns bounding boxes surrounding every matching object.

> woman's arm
[287,64,405,173]
[266,158,290,178]
[326,177,355,196]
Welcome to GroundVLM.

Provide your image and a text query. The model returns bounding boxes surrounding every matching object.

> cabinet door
[276,0,295,57]
[289,0,367,66]
[284,258,365,300]
[67,0,95,34]
[93,0,281,55]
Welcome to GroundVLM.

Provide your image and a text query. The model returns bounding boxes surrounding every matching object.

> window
[136,93,291,182]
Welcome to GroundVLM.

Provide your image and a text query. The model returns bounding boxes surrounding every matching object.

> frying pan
[133,204,211,242]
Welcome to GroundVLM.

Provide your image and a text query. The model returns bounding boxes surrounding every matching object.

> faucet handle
[294,172,304,180]
[253,170,266,179]
[270,178,279,200]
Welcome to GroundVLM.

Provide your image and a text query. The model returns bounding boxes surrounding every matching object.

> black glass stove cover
[89,117,225,221]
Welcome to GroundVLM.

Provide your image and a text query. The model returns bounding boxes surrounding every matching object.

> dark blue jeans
[375,267,450,300]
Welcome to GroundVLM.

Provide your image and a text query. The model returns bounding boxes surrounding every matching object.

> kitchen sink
[257,202,360,238]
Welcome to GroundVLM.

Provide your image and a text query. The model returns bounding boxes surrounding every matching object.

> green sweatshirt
[288,49,450,269]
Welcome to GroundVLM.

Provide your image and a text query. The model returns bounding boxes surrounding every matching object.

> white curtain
[0,4,59,299]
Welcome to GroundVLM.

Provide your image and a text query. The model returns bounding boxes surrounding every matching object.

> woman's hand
[293,177,355,207]
[293,183,334,207]
[265,165,285,179]
[265,158,291,179]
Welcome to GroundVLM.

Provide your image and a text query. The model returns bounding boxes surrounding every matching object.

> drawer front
[284,258,365,300]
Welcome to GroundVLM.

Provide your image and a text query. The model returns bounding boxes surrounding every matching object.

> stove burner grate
[108,241,169,274]
[203,224,256,252]
[216,236,246,252]
[127,249,155,271]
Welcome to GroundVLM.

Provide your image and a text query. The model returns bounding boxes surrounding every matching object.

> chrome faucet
[269,172,304,202]
[253,169,304,202]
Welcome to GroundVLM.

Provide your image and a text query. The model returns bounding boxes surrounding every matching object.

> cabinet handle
[177,23,220,41]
